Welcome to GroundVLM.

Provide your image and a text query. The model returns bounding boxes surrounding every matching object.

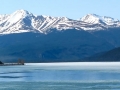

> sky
[0,0,120,20]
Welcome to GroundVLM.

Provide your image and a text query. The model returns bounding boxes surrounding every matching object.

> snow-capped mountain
[81,14,120,26]
[1,10,120,62]
[0,10,120,34]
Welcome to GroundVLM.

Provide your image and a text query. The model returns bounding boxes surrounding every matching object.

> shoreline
[0,63,24,66]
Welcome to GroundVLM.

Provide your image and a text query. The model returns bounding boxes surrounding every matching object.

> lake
[0,62,120,90]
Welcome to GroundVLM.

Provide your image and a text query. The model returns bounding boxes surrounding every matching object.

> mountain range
[0,10,120,62]
[0,9,120,34]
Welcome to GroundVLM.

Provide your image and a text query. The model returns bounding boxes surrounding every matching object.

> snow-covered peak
[81,14,120,25]
[13,9,32,15]
[81,14,104,24]
[102,16,119,24]
[10,9,34,19]
[5,9,33,24]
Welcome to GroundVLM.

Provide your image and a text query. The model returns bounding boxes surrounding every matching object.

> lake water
[0,62,120,90]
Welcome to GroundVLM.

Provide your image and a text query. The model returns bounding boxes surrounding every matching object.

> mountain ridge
[0,9,120,34]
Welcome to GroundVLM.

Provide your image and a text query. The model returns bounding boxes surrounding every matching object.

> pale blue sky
[0,0,120,19]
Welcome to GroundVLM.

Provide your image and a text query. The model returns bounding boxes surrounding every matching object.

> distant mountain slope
[90,28,120,47]
[0,29,114,62]
[84,47,120,61]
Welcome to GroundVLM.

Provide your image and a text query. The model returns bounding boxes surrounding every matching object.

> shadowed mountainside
[0,29,114,62]
[83,47,120,61]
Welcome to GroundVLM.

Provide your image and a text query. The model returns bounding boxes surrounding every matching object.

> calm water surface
[0,62,120,90]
